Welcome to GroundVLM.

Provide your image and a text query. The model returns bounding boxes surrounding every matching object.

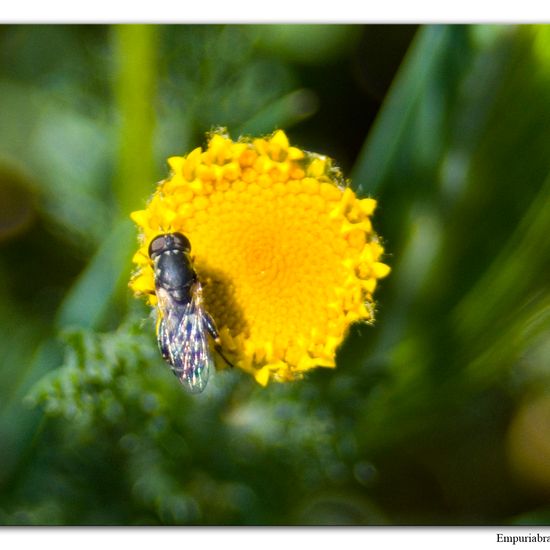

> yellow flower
[130,129,390,386]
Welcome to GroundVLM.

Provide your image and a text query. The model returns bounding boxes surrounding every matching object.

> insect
[148,232,232,393]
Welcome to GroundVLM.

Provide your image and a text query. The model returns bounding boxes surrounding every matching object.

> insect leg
[203,312,234,368]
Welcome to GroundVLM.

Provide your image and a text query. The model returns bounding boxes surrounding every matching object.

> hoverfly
[148,232,232,393]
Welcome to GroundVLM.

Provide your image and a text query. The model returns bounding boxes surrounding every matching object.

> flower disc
[130,130,390,386]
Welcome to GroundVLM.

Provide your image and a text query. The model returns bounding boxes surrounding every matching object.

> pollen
[129,129,390,386]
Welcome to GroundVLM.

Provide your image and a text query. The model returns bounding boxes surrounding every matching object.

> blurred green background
[0,24,549,526]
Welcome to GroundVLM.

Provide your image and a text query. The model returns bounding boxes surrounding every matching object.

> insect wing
[157,293,212,393]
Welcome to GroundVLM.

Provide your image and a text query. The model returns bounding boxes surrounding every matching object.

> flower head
[130,129,390,386]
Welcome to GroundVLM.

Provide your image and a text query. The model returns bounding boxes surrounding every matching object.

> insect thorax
[154,249,196,304]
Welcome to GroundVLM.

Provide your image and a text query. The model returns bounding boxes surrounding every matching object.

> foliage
[0,24,549,526]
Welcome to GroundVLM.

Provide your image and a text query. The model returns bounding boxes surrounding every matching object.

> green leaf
[55,219,135,330]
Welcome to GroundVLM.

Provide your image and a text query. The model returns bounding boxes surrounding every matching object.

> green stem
[113,24,158,217]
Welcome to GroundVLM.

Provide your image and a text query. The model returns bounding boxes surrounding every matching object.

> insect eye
[171,232,191,253]
[148,235,167,259]
[148,232,192,259]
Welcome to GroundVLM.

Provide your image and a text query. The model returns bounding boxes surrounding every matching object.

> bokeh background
[0,24,549,526]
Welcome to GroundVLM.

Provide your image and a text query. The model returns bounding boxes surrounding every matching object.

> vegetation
[0,24,549,525]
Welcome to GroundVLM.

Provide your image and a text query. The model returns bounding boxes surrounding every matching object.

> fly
[148,232,231,393]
